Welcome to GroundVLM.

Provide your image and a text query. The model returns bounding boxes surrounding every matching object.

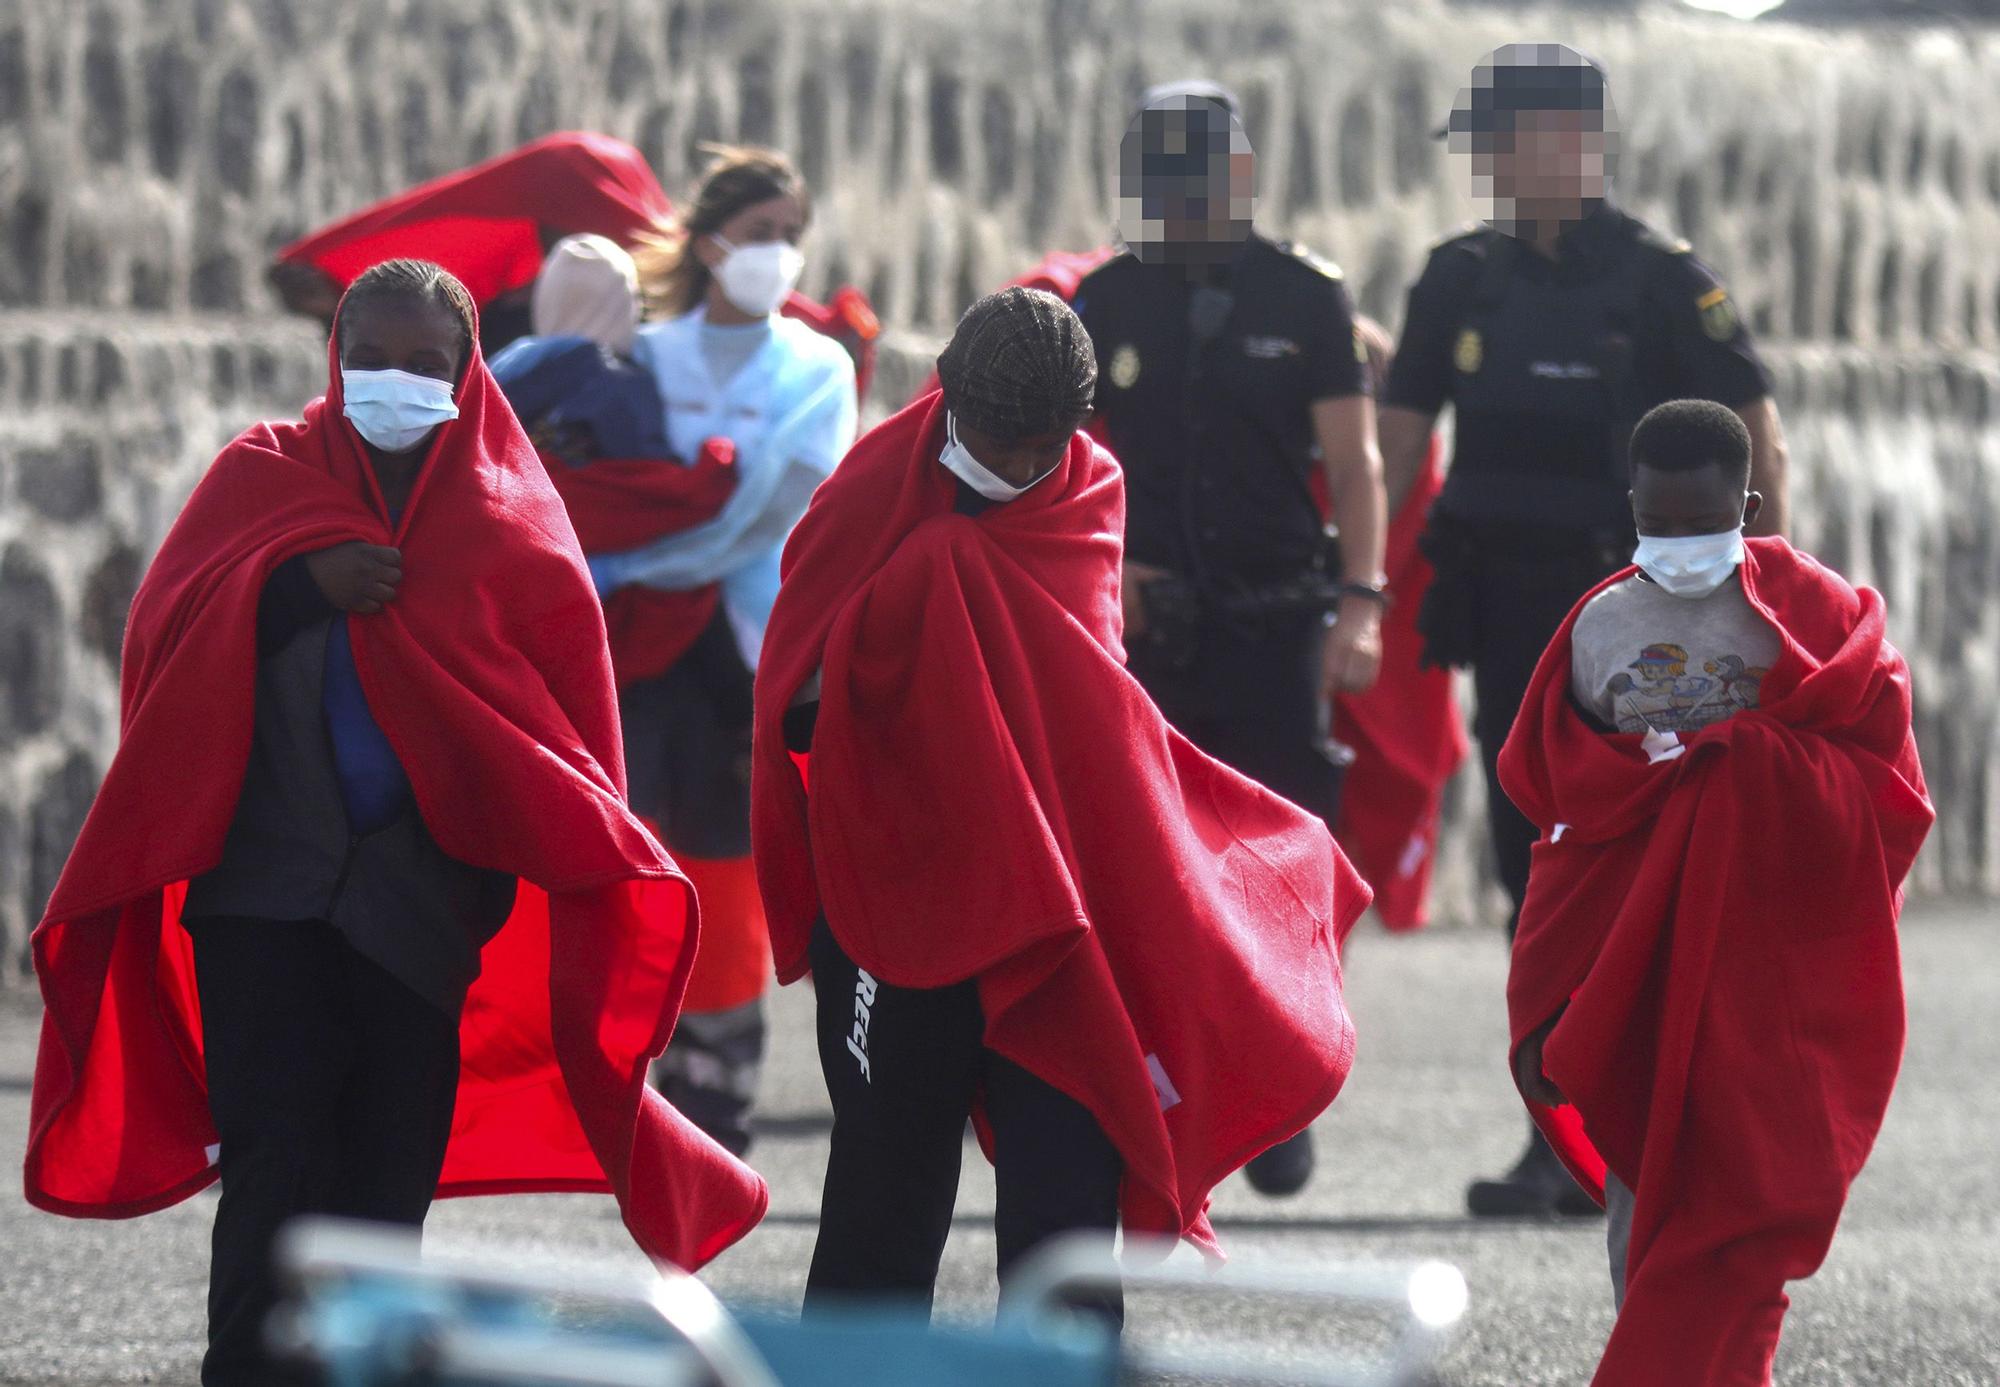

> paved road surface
[2,904,1994,1385]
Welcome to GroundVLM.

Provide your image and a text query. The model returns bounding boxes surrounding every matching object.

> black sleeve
[257,553,335,656]
[1300,270,1369,401]
[1647,250,1774,408]
[1382,245,1476,416]
[1072,275,1111,415]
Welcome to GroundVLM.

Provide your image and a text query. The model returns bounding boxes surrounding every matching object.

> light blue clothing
[590,306,857,667]
[699,318,772,388]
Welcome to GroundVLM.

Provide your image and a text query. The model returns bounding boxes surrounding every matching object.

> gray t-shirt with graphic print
[1570,571,1782,735]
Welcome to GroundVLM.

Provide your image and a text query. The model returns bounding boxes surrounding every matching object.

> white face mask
[711,235,806,317]
[341,368,459,453]
[1633,526,1746,600]
[939,411,1060,503]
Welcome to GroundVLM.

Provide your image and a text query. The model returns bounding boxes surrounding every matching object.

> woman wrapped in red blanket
[1501,402,1932,1387]
[26,261,765,1387]
[752,288,1368,1317]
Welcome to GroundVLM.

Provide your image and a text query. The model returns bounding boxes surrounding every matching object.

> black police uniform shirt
[1075,232,1370,586]
[1383,202,1773,536]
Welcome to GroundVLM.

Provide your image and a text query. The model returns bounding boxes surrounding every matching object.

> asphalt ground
[1,903,1994,1386]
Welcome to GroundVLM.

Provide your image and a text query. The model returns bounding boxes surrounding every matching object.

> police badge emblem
[1110,343,1141,389]
[1454,328,1483,374]
[1698,286,1739,342]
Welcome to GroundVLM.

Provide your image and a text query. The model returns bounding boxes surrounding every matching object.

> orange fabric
[677,855,773,1014]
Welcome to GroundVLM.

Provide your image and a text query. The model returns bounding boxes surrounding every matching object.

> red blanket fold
[1329,439,1464,929]
[752,392,1367,1253]
[540,443,736,686]
[274,132,879,398]
[26,308,767,1270]
[1500,539,1931,1387]
[277,133,674,306]
[922,249,1460,928]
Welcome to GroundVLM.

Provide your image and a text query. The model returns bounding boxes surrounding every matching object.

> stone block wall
[3,0,1998,974]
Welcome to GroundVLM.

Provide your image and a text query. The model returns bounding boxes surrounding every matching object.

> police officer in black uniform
[1074,81,1389,1197]
[1376,44,1792,1216]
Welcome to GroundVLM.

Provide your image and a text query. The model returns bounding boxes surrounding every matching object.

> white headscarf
[531,234,641,355]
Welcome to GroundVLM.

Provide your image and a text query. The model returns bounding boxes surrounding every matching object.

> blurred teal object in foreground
[275,1219,1463,1386]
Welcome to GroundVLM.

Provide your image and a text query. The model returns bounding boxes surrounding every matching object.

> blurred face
[338,296,464,384]
[696,192,807,268]
[1473,108,1610,232]
[1118,99,1256,267]
[956,420,1071,488]
[1153,156,1255,246]
[1630,461,1761,538]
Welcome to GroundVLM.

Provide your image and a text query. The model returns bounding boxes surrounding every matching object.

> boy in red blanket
[26,261,764,1386]
[752,288,1367,1316]
[1502,400,1932,1386]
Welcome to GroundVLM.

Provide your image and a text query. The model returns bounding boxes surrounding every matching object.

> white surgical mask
[939,411,1057,503]
[711,235,806,317]
[341,368,459,453]
[1633,526,1745,600]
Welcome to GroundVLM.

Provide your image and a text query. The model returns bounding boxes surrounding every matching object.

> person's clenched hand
[305,542,404,614]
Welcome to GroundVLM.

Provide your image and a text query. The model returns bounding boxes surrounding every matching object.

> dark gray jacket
[183,563,515,1016]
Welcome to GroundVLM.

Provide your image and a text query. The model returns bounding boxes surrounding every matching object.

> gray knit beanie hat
[935,287,1097,441]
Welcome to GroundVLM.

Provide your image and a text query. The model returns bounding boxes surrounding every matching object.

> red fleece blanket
[923,249,1462,928]
[752,393,1367,1253]
[540,442,736,685]
[26,310,767,1270]
[274,132,880,398]
[1329,440,1463,930]
[1500,539,1931,1386]
[277,133,674,305]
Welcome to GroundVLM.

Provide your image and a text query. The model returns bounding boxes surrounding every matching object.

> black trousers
[1466,549,1622,927]
[618,609,755,859]
[190,916,461,1387]
[1128,608,1344,829]
[803,921,1123,1318]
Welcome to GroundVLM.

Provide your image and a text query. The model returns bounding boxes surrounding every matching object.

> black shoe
[1243,1128,1315,1197]
[1466,1132,1602,1219]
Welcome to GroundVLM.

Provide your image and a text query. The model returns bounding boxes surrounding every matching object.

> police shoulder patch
[1454,327,1483,375]
[1109,343,1142,390]
[1697,285,1740,342]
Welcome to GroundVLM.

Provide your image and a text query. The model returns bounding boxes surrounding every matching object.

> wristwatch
[1333,580,1391,609]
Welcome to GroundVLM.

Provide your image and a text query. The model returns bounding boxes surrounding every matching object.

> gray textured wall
[3,0,1997,974]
